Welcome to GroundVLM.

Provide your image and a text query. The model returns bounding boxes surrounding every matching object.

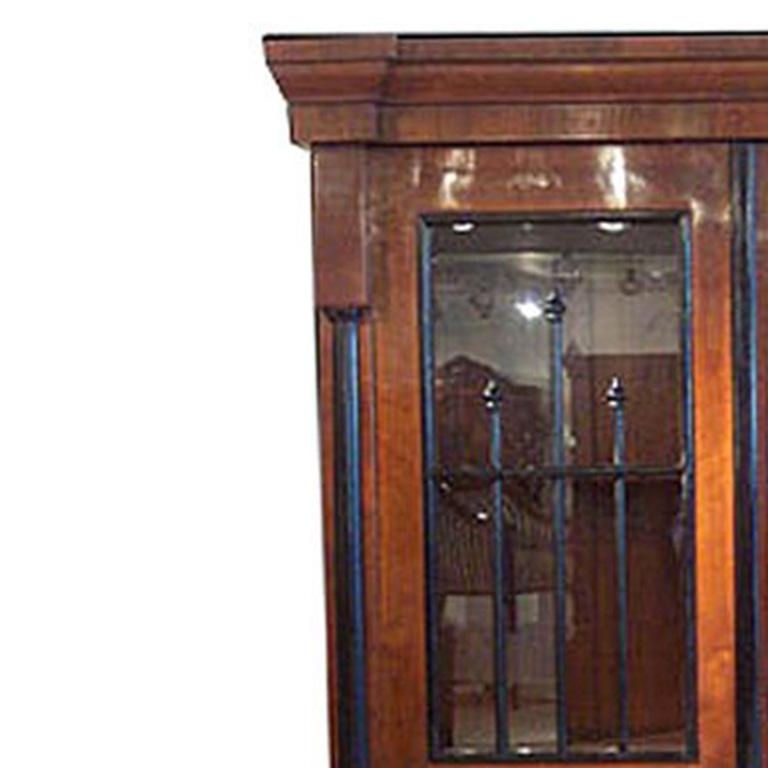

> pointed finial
[482,378,502,411]
[605,376,626,409]
[543,288,566,323]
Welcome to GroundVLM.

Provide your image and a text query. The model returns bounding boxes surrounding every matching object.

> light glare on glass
[514,297,544,320]
[597,220,629,234]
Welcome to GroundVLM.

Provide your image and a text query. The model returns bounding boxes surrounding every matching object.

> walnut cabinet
[263,34,768,768]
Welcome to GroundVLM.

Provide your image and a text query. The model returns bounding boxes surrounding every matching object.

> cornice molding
[264,34,768,146]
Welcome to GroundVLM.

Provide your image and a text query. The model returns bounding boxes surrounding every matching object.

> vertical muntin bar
[680,215,698,760]
[328,307,369,768]
[544,288,568,756]
[483,378,510,756]
[419,221,442,756]
[606,376,630,754]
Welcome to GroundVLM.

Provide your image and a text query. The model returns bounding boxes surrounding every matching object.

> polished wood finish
[312,147,370,308]
[317,312,340,767]
[384,60,768,104]
[264,34,768,145]
[395,35,768,61]
[367,144,734,768]
[379,102,768,145]
[288,101,768,146]
[264,34,397,64]
[293,105,379,145]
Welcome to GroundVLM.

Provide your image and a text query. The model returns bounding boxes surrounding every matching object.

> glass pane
[564,252,684,467]
[432,476,557,756]
[429,217,685,469]
[567,476,687,755]
[433,478,495,756]
[424,215,694,761]
[433,267,550,472]
[506,477,557,755]
[626,475,688,754]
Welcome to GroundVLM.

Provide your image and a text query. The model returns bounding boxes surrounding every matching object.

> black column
[326,307,369,768]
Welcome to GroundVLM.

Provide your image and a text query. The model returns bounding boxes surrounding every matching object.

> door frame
[365,144,736,768]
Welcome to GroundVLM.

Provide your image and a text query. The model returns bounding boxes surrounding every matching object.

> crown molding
[264,34,768,146]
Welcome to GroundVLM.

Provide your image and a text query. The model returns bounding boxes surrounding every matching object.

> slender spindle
[680,215,697,758]
[544,288,568,756]
[483,378,509,756]
[606,375,630,754]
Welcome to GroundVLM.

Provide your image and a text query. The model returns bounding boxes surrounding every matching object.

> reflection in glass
[567,477,687,755]
[434,480,495,754]
[423,217,694,760]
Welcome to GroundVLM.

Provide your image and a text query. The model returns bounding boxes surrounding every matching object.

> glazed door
[367,145,735,768]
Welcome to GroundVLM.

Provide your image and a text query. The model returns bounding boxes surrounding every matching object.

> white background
[0,3,766,767]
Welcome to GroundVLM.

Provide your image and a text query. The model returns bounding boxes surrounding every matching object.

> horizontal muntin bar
[431,749,694,765]
[429,464,684,481]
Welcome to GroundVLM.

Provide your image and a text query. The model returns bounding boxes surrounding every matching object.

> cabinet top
[263,34,768,146]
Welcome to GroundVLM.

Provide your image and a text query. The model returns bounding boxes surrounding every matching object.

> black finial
[605,376,626,409]
[482,378,502,411]
[543,288,566,323]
